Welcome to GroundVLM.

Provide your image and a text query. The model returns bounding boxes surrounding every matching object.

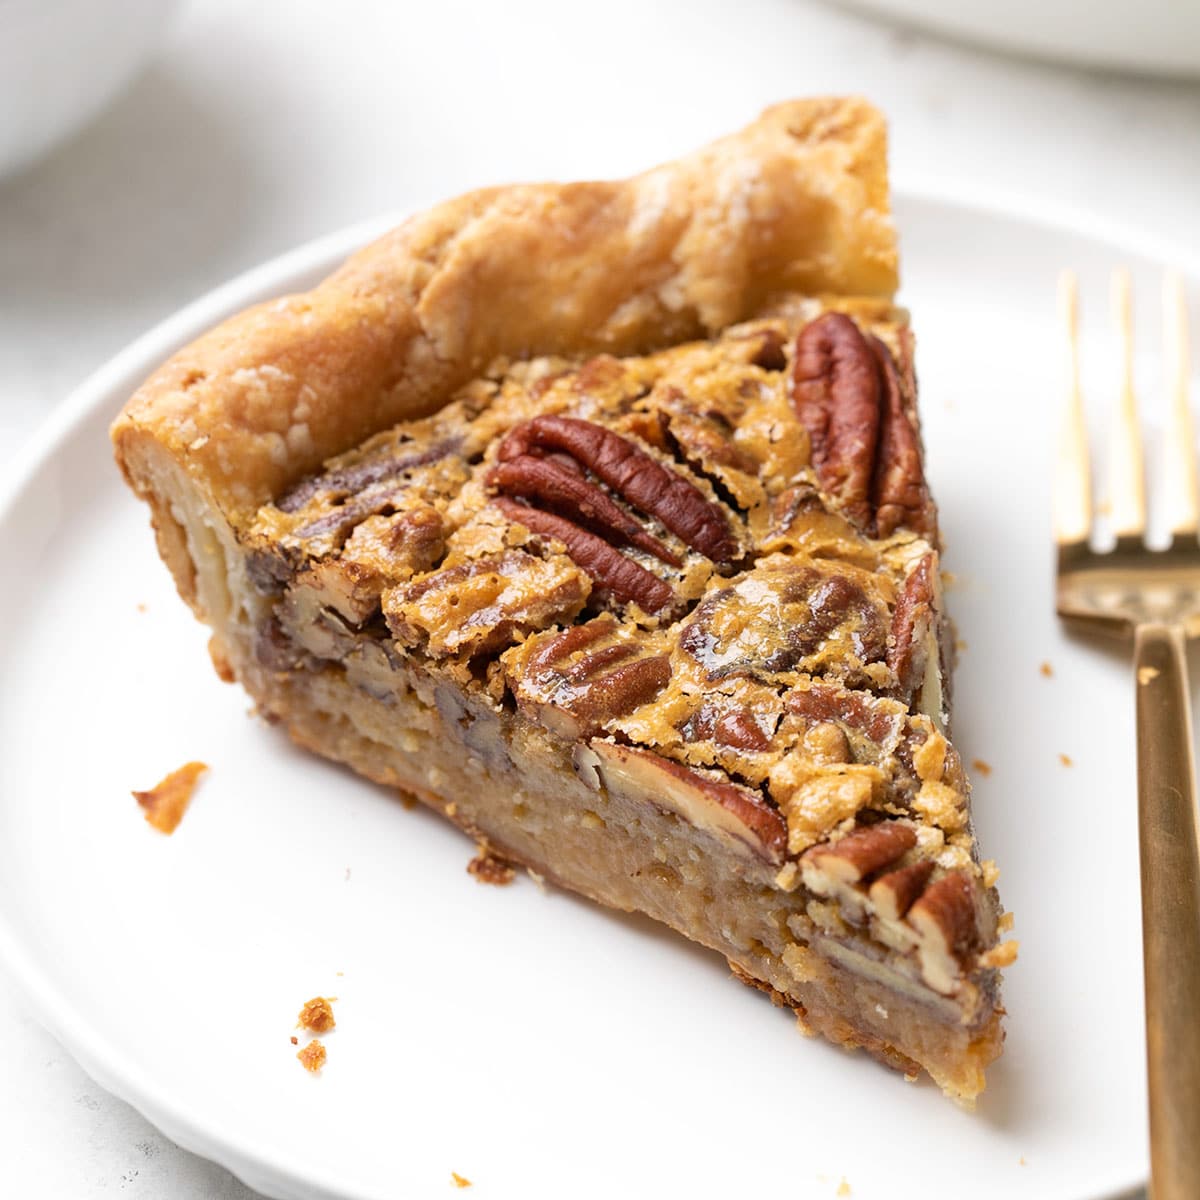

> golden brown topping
[383,549,589,656]
[494,498,674,613]
[868,859,935,920]
[498,415,737,563]
[296,1039,326,1073]
[297,996,336,1033]
[577,741,787,863]
[133,761,208,835]
[805,821,917,884]
[488,455,680,565]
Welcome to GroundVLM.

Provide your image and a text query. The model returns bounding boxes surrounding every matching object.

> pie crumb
[399,792,419,811]
[1040,661,1054,678]
[451,1172,472,1189]
[290,1036,298,1045]
[837,1178,851,1197]
[468,846,516,886]
[136,602,147,613]
[1059,753,1074,768]
[971,758,993,777]
[981,859,1000,888]
[999,911,1015,932]
[298,996,336,1033]
[296,1039,326,1073]
[1138,666,1160,685]
[1019,1156,1027,1167]
[978,940,1019,968]
[133,761,208,835]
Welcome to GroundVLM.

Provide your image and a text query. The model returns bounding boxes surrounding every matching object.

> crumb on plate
[971,758,992,777]
[290,1036,298,1045]
[467,846,516,886]
[1039,661,1053,678]
[451,1172,472,1188]
[298,996,336,1033]
[133,761,208,835]
[297,1039,326,1073]
[1059,753,1074,768]
[837,1178,851,1197]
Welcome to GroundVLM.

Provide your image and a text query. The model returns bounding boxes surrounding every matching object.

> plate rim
[2,182,1187,1200]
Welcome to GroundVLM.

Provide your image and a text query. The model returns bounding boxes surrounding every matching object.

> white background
[1,0,1197,1194]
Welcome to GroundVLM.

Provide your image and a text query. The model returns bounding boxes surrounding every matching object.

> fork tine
[1163,271,1199,538]
[1054,270,1093,546]
[1108,268,1147,540]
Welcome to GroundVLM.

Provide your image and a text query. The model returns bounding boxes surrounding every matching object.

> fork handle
[1134,623,1200,1200]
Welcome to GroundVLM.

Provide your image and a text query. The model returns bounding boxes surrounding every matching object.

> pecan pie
[112,98,1014,1105]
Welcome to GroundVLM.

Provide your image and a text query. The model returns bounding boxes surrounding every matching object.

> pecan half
[791,312,881,531]
[803,821,917,885]
[498,415,736,564]
[575,740,787,863]
[888,552,936,701]
[680,562,889,682]
[679,701,775,752]
[494,498,674,613]
[513,617,672,738]
[488,455,680,565]
[790,313,932,539]
[869,859,935,921]
[869,335,934,538]
[907,869,981,994]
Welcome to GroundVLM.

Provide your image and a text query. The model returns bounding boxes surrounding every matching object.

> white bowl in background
[0,0,181,179]
[834,0,1200,77]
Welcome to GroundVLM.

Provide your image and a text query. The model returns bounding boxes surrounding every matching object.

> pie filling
[211,298,1010,1103]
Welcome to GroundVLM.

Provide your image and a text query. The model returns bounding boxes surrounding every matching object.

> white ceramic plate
[2,190,1194,1200]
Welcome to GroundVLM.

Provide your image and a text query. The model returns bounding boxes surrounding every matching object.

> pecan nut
[498,415,737,564]
[494,498,674,613]
[790,312,933,539]
[487,455,681,566]
[888,551,936,702]
[907,869,981,994]
[802,820,917,885]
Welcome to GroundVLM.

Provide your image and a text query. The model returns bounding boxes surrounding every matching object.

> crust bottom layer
[236,639,1000,1105]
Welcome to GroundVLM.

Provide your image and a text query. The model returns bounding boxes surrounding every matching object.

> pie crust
[113,97,1012,1105]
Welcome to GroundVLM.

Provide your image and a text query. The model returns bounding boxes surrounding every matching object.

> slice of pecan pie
[112,97,1014,1105]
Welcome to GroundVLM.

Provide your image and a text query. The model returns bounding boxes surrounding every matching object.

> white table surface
[2,0,1196,1194]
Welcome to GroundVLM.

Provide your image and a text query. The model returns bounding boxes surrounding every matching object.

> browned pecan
[888,552,936,700]
[785,683,902,746]
[679,701,775,751]
[487,455,681,566]
[908,870,980,959]
[869,859,936,920]
[494,498,674,613]
[803,821,916,883]
[679,563,889,682]
[791,312,881,531]
[869,335,934,538]
[791,313,933,539]
[498,415,737,564]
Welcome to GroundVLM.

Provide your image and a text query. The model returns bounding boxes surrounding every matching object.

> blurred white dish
[0,0,180,179]
[836,0,1200,76]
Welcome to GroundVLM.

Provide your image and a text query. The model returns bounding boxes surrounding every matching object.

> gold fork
[1055,269,1200,1200]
